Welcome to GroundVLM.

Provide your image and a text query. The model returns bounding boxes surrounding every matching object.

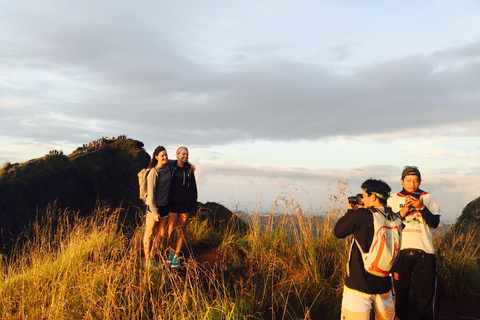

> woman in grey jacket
[143,146,172,266]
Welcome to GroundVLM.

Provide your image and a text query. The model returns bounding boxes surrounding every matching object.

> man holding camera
[388,166,440,320]
[334,179,400,320]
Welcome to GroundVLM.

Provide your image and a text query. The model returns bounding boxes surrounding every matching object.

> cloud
[196,162,480,221]
[1,1,479,221]
[2,1,480,149]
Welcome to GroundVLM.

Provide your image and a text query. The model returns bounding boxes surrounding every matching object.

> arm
[408,194,440,228]
[188,172,198,212]
[419,207,440,228]
[146,170,160,221]
[419,194,440,228]
[334,209,357,239]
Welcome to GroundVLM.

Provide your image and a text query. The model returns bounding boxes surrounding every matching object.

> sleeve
[188,173,198,212]
[334,209,358,239]
[167,159,176,168]
[146,170,159,217]
[387,194,402,214]
[421,194,440,228]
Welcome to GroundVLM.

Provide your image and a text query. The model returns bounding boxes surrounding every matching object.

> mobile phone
[411,191,422,199]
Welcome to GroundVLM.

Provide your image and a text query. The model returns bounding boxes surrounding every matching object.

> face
[362,191,376,207]
[401,175,421,193]
[155,150,168,166]
[177,148,189,163]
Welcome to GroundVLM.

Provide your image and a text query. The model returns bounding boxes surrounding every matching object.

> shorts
[169,202,189,214]
[148,205,169,218]
[340,286,395,320]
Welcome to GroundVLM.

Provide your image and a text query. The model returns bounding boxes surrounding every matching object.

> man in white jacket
[388,167,440,320]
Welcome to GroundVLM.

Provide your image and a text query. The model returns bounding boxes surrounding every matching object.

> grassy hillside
[0,138,149,252]
[1,194,479,319]
[1,140,479,319]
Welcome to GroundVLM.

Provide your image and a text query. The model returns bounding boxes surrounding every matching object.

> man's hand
[347,201,358,210]
[401,195,424,217]
[407,195,424,210]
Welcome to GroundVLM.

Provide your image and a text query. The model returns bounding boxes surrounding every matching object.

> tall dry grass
[1,180,478,319]
[0,202,255,320]
[219,182,349,319]
[435,228,480,301]
[0,183,349,320]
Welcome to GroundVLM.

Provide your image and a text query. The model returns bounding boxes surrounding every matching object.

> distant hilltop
[0,138,150,250]
[450,195,480,236]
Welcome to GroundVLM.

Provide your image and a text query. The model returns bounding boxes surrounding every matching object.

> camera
[411,191,422,199]
[348,193,363,206]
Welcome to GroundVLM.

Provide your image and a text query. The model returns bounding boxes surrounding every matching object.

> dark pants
[392,249,437,320]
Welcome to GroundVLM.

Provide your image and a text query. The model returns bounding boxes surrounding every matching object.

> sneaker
[171,255,180,268]
[167,252,175,264]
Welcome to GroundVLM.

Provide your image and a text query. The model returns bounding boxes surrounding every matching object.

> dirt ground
[436,298,480,320]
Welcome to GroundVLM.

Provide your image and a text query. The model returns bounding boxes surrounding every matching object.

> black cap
[401,166,421,180]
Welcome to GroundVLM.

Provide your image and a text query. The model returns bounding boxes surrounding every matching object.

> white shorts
[340,286,395,320]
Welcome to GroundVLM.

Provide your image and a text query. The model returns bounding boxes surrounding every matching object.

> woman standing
[167,146,198,268]
[143,146,171,267]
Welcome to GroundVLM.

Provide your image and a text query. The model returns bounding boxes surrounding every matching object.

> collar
[398,188,427,197]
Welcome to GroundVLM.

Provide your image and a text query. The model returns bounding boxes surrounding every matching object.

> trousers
[392,249,437,320]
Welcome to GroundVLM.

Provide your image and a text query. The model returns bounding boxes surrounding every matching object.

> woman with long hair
[166,146,198,268]
[143,146,171,266]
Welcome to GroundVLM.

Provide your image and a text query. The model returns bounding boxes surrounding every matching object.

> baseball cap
[401,166,421,180]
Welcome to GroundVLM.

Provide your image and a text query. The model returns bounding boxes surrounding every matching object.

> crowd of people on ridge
[48,149,63,155]
[80,135,127,154]
[46,135,128,156]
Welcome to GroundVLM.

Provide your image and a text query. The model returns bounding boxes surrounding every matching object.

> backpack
[137,168,151,203]
[351,207,402,277]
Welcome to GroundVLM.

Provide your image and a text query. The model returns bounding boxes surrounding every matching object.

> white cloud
[1,1,480,223]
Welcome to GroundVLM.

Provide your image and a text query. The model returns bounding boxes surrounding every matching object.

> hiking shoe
[171,255,180,268]
[167,252,175,264]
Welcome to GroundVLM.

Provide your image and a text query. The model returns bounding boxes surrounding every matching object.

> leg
[340,287,374,320]
[153,216,168,256]
[175,213,189,256]
[167,212,179,252]
[143,212,157,261]
[156,216,168,239]
[411,254,437,320]
[392,251,414,320]
[373,291,395,320]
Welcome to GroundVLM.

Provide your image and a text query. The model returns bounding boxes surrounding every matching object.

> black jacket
[169,163,198,212]
[334,207,392,294]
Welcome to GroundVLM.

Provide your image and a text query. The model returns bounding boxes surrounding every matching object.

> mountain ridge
[0,138,149,250]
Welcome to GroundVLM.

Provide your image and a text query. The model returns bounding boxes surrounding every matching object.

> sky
[1,1,480,222]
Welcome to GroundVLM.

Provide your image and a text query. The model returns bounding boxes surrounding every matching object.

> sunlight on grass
[0,182,479,319]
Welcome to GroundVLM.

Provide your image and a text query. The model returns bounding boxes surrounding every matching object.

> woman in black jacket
[166,146,198,267]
